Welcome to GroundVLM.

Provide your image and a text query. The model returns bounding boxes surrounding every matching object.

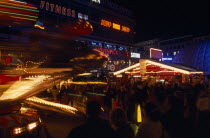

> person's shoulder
[68,124,86,138]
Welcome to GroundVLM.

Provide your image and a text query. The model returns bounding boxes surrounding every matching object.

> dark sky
[118,0,210,41]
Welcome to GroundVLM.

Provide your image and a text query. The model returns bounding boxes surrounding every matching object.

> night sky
[118,0,210,41]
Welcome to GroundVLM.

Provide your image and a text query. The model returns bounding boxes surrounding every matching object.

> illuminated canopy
[113,59,203,76]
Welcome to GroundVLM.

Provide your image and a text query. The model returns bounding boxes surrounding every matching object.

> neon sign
[113,23,120,30]
[101,19,112,27]
[100,19,130,32]
[40,1,76,17]
[162,58,173,61]
[96,48,119,55]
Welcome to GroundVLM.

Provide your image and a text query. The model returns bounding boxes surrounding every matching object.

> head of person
[110,108,128,129]
[86,100,102,118]
[144,102,161,122]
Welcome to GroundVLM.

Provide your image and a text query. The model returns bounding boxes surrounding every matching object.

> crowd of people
[38,78,210,138]
[67,79,210,138]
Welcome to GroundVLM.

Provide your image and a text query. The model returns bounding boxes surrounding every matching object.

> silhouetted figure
[136,103,170,138]
[68,101,115,138]
[110,108,134,138]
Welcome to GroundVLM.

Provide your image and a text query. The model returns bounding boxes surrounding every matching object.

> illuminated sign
[96,47,119,55]
[131,52,140,58]
[101,19,112,27]
[40,1,88,20]
[162,58,173,61]
[78,13,88,20]
[92,0,100,3]
[113,23,120,30]
[40,1,76,18]
[150,48,163,59]
[100,19,130,32]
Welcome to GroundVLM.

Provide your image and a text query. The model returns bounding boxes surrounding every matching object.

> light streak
[0,1,37,9]
[113,63,140,75]
[34,24,45,29]
[0,75,50,100]
[0,10,38,19]
[77,73,92,76]
[70,82,107,85]
[0,4,39,13]
[11,15,36,21]
[26,96,78,114]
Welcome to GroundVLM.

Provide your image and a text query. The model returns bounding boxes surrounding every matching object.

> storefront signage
[96,47,118,55]
[162,58,172,61]
[131,52,140,58]
[40,1,76,17]
[78,13,88,20]
[100,19,130,32]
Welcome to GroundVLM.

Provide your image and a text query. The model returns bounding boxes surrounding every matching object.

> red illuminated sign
[40,1,76,18]
[96,48,119,55]
[100,19,130,32]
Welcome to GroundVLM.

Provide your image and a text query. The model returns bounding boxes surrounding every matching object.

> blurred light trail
[26,96,78,114]
[0,75,49,101]
[0,0,39,24]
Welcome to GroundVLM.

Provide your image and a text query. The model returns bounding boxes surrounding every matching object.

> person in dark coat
[110,108,135,138]
[68,101,115,138]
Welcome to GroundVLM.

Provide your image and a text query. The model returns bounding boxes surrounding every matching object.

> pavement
[41,113,85,138]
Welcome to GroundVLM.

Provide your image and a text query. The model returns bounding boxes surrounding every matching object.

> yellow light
[27,122,38,131]
[112,23,120,30]
[113,63,140,75]
[77,73,92,76]
[10,15,36,21]
[0,75,50,100]
[121,26,130,32]
[34,24,45,29]
[26,97,78,114]
[137,104,142,123]
[13,127,25,135]
[101,19,112,27]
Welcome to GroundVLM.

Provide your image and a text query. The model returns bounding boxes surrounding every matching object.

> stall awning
[113,59,203,76]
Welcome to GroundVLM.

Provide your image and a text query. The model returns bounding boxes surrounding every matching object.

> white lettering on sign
[162,58,173,61]
[131,52,140,58]
[92,0,100,3]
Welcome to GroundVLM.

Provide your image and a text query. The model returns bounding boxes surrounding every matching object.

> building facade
[135,35,210,74]
[0,0,138,72]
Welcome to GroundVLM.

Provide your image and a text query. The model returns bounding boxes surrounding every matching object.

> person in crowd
[136,102,169,138]
[68,100,115,138]
[193,84,210,138]
[156,92,185,138]
[110,108,134,138]
[127,87,136,122]
[50,85,59,102]
[104,86,114,114]
[59,85,67,104]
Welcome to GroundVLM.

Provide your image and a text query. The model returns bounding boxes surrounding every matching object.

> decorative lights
[26,96,78,114]
[100,19,130,32]
[113,63,140,75]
